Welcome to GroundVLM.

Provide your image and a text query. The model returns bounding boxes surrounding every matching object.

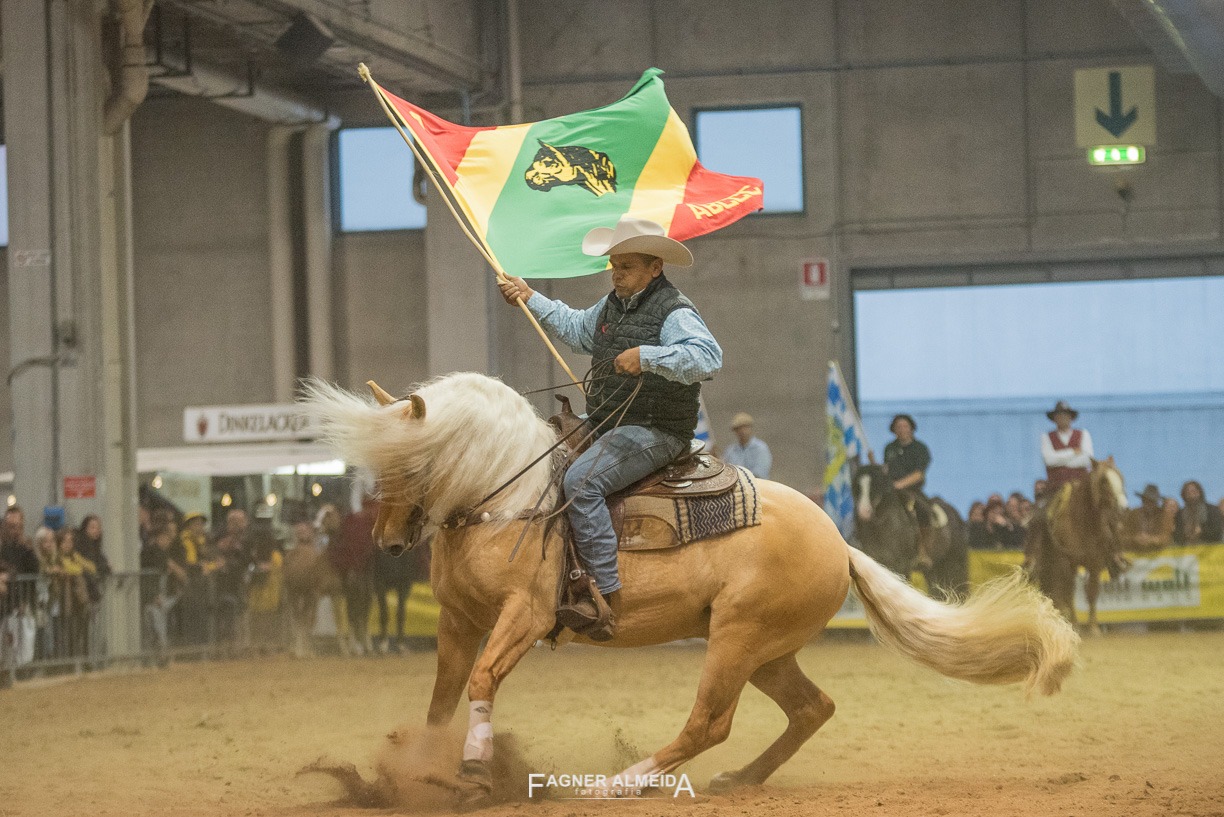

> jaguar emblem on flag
[524,140,617,197]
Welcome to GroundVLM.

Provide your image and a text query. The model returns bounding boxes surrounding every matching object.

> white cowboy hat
[582,215,694,267]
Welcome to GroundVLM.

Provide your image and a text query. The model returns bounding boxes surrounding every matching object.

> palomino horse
[1025,458,1130,634]
[851,465,969,599]
[302,373,1077,805]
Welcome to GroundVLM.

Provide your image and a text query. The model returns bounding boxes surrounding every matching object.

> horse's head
[300,372,559,556]
[851,463,890,523]
[363,381,431,555]
[1089,456,1129,515]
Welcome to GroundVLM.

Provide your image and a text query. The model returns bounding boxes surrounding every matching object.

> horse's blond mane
[299,372,558,523]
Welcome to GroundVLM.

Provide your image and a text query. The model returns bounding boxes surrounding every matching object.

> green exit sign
[1089,145,1145,166]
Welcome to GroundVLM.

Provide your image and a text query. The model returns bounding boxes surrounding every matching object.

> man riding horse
[871,413,937,567]
[497,215,722,641]
[1041,400,1094,494]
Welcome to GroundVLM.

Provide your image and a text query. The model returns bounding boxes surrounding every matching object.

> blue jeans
[562,425,687,595]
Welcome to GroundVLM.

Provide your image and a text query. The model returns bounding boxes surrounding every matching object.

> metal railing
[0,569,277,686]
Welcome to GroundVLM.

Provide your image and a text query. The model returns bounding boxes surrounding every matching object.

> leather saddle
[548,395,738,500]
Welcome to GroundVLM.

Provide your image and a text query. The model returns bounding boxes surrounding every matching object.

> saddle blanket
[617,466,761,551]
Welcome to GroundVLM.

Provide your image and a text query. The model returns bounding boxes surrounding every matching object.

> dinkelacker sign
[183,404,313,444]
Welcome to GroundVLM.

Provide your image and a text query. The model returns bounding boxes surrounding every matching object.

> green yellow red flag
[366,67,764,279]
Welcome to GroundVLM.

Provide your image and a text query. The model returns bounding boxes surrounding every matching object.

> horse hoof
[457,759,493,790]
[456,760,493,810]
[708,770,746,794]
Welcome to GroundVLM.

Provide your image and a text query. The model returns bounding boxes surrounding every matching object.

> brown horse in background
[926,497,970,599]
[302,373,1077,806]
[1025,458,1129,634]
[283,528,350,658]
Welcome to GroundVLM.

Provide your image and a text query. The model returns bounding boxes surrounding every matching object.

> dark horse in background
[1025,458,1129,635]
[851,464,969,600]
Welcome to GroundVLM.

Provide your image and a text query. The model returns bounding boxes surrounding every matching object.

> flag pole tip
[358,63,371,82]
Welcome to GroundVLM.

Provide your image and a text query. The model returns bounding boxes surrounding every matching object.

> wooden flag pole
[359,64,582,388]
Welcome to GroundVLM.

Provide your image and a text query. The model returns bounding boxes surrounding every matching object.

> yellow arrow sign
[1074,66,1156,147]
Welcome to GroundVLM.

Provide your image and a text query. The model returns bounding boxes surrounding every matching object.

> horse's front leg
[427,606,484,727]
[1084,569,1103,637]
[457,598,553,805]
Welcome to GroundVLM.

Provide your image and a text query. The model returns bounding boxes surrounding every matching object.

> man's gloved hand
[497,275,535,306]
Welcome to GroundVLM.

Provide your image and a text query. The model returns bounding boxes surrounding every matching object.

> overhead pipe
[146,11,337,127]
[102,0,155,134]
[506,0,523,124]
[151,57,339,126]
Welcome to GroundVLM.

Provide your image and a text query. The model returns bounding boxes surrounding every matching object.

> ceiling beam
[246,0,482,89]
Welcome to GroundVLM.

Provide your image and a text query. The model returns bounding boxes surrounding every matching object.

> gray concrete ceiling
[148,0,490,121]
[1111,0,1224,96]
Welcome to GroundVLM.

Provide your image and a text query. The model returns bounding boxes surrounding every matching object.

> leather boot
[583,590,621,643]
[555,596,602,632]
[557,587,619,642]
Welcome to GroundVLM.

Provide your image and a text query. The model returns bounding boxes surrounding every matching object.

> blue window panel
[337,128,427,231]
[854,278,1224,512]
[855,278,1224,402]
[695,107,803,214]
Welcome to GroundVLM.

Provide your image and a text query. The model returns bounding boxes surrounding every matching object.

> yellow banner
[830,543,1224,628]
[366,584,440,638]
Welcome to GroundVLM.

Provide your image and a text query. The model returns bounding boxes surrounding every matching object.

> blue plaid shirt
[526,290,722,385]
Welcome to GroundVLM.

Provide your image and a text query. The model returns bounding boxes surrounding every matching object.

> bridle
[385,361,645,559]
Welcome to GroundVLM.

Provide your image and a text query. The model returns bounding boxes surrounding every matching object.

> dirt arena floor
[3,629,1223,817]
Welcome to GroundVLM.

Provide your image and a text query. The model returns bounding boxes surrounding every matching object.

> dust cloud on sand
[300,725,538,810]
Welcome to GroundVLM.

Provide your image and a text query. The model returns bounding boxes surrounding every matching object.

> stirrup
[556,590,613,641]
[556,597,601,631]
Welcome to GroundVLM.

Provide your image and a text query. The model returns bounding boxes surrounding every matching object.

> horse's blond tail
[846,546,1079,696]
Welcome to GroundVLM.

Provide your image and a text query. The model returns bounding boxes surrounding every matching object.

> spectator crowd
[961,477,1224,551]
[0,493,430,681]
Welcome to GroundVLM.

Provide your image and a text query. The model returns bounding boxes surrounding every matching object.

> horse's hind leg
[708,652,834,793]
[617,630,762,783]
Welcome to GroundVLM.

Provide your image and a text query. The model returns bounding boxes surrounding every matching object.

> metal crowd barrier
[0,569,285,687]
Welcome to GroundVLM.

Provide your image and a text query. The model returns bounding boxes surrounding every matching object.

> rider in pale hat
[1041,400,1094,493]
[497,215,722,641]
[723,411,772,479]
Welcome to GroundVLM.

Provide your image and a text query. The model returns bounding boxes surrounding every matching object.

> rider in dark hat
[874,414,936,566]
[1041,401,1094,495]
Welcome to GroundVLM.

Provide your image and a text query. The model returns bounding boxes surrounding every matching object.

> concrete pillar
[303,124,336,381]
[267,127,297,401]
[3,0,60,510]
[3,0,140,658]
[424,195,493,375]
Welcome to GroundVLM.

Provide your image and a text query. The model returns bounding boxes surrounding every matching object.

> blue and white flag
[823,361,869,539]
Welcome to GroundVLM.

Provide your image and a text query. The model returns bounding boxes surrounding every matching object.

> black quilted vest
[586,274,702,441]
